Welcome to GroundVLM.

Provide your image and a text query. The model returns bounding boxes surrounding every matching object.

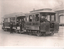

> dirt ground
[0,25,64,47]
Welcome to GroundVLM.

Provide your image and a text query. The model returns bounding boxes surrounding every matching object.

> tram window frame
[26,16,29,22]
[10,17,15,23]
[4,18,8,22]
[51,14,55,21]
[31,15,35,22]
[35,14,39,21]
[29,15,33,22]
[24,18,26,21]
[8,18,10,22]
[46,15,50,21]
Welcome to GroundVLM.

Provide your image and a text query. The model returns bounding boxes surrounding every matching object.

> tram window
[8,18,10,22]
[4,18,8,22]
[26,16,29,22]
[10,17,15,22]
[40,14,46,18]
[24,18,25,21]
[51,15,55,21]
[46,15,50,21]
[35,14,39,21]
[29,15,32,22]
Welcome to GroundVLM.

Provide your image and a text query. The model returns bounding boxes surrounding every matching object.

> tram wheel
[15,30,19,33]
[36,31,41,36]
[28,31,32,35]
[3,28,7,31]
[42,32,46,36]
[27,30,31,35]
[50,32,54,36]
[20,31,24,34]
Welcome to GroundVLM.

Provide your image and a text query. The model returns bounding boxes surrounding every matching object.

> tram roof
[26,12,55,16]
[30,8,55,13]
[30,10,55,14]
[3,12,26,18]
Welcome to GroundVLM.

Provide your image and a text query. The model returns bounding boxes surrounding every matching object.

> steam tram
[2,9,59,36]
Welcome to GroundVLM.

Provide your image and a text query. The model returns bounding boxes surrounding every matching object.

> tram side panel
[50,21,59,33]
[2,18,10,31]
[2,22,10,31]
[2,17,16,31]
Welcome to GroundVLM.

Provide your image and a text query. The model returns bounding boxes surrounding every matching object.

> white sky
[0,0,64,22]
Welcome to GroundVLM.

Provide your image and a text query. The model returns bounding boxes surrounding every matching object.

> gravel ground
[0,25,64,47]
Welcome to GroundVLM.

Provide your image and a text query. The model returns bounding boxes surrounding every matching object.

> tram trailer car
[2,14,26,32]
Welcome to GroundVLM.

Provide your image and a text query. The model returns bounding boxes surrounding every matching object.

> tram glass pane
[10,17,15,22]
[4,18,8,22]
[8,18,10,22]
[17,17,22,21]
[24,18,25,21]
[29,15,32,22]
[40,13,46,18]
[26,16,29,22]
[51,15,55,21]
[35,14,39,21]
[40,13,50,21]
[46,15,50,21]
[17,16,25,22]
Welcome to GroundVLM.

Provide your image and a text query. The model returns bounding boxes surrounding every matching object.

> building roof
[55,10,64,13]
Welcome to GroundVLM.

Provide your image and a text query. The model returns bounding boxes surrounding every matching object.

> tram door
[17,16,25,30]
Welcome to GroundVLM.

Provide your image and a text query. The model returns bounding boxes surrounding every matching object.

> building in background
[55,9,64,26]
